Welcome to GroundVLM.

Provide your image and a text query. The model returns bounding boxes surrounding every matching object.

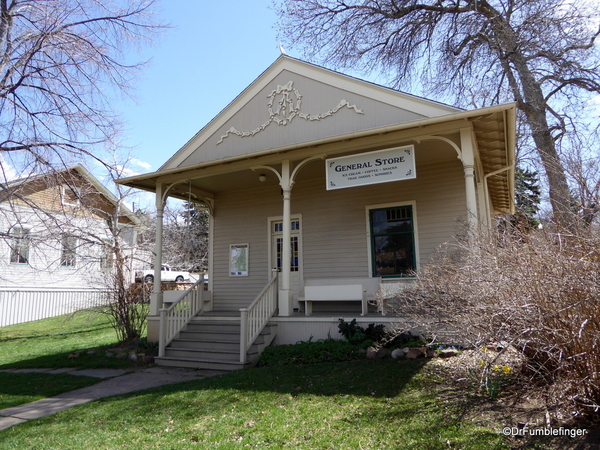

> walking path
[0,366,224,431]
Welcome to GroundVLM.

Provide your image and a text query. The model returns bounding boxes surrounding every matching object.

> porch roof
[118,103,515,214]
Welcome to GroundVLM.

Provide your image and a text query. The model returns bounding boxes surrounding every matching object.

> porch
[153,275,406,371]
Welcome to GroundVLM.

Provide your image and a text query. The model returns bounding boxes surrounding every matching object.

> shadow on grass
[0,325,115,343]
[0,348,134,370]
[0,372,100,410]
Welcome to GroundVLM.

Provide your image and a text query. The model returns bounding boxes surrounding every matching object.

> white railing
[158,278,206,357]
[239,271,278,363]
[0,288,111,327]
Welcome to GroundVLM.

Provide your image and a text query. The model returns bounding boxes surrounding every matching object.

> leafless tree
[0,0,161,181]
[277,0,600,228]
[136,201,210,273]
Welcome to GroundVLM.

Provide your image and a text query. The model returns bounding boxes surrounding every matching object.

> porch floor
[198,309,398,321]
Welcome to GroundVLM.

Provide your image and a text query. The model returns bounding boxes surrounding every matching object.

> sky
[118,1,288,180]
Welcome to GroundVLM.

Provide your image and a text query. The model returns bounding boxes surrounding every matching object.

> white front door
[270,218,303,309]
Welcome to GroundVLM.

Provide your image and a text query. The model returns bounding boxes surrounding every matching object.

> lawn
[0,308,135,370]
[0,372,100,410]
[2,311,588,449]
[0,359,510,450]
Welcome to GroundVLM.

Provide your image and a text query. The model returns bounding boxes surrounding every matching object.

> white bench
[301,278,381,316]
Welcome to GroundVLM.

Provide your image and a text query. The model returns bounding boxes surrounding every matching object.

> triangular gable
[162,56,460,170]
[2,166,139,226]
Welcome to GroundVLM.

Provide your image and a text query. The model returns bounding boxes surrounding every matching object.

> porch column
[460,128,479,230]
[151,183,165,316]
[279,160,294,316]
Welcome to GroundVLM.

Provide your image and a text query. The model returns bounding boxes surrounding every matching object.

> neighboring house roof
[117,55,515,214]
[0,165,140,227]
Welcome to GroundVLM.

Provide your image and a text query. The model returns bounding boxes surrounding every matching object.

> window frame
[9,226,30,265]
[267,214,303,278]
[60,235,77,268]
[61,185,80,208]
[365,201,419,278]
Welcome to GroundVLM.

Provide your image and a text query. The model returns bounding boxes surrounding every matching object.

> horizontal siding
[212,159,466,310]
[212,186,281,310]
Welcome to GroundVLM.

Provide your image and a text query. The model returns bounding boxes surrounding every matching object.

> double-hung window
[369,205,416,277]
[61,235,77,268]
[9,227,30,264]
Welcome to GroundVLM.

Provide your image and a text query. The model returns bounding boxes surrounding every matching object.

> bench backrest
[304,277,381,299]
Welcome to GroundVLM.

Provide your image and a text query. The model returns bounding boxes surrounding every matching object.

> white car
[136,264,190,283]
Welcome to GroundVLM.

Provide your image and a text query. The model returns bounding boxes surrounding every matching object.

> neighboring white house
[0,165,142,326]
[117,56,516,370]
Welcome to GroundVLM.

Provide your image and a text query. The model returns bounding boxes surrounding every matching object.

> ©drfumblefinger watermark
[502,426,588,438]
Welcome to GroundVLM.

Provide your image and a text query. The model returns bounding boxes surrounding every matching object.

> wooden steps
[155,315,277,371]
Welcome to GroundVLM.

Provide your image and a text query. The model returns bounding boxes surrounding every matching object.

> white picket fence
[0,288,112,327]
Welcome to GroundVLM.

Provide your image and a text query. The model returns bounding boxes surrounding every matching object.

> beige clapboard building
[118,56,516,370]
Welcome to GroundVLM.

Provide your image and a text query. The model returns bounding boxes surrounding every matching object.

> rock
[391,348,405,360]
[439,349,460,358]
[406,348,424,359]
[142,355,154,363]
[426,350,437,358]
[129,351,138,361]
[105,352,114,358]
[86,350,96,355]
[377,348,391,359]
[366,346,378,359]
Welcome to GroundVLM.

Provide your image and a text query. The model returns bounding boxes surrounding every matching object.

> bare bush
[384,224,600,412]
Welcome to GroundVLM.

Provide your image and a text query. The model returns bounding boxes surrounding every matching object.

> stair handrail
[158,275,206,357]
[239,270,278,363]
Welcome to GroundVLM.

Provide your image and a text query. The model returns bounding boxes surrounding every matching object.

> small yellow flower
[493,365,501,372]
[479,360,486,368]
[503,366,512,374]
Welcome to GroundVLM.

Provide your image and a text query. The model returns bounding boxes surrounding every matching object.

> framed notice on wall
[229,244,249,276]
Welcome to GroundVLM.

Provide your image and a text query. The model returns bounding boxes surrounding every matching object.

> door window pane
[275,237,299,272]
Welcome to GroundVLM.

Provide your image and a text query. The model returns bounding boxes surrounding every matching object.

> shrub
[337,319,386,344]
[382,225,600,413]
[257,339,361,367]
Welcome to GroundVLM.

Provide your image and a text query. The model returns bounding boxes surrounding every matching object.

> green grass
[0,309,134,370]
[0,360,510,450]
[0,372,100,409]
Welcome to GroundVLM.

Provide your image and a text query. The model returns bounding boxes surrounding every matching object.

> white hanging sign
[326,145,416,190]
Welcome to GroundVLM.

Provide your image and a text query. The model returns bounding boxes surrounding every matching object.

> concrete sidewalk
[0,366,224,431]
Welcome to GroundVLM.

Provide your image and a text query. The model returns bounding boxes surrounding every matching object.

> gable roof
[1,165,140,226]
[161,55,461,171]
[117,55,515,215]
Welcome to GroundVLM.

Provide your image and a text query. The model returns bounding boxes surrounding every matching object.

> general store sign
[326,145,416,190]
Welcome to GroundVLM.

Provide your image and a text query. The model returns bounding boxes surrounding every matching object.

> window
[61,235,77,267]
[9,227,30,264]
[369,205,416,277]
[61,185,80,207]
[101,239,113,271]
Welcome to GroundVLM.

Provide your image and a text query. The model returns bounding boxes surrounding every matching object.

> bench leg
[305,300,313,316]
